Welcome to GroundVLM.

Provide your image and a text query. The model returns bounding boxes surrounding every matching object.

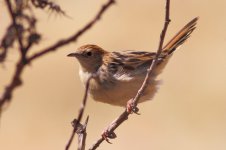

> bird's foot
[101,129,116,144]
[126,99,140,114]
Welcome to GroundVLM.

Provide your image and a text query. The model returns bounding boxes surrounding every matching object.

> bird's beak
[67,52,79,57]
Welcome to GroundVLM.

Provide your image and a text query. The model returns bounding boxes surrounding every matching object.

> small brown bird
[68,17,198,107]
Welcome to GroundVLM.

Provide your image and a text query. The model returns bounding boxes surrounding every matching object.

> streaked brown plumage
[68,17,198,106]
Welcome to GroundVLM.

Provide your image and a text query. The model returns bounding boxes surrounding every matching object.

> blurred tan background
[1,0,226,150]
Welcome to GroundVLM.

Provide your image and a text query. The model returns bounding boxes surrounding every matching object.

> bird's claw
[126,99,140,115]
[102,129,117,144]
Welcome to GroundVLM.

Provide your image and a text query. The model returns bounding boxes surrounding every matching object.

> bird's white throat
[79,67,92,85]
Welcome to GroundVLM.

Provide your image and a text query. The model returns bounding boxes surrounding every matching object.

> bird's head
[67,44,107,73]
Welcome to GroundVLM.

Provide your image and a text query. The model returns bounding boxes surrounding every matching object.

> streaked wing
[103,50,157,81]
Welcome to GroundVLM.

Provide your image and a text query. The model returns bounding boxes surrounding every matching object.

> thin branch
[65,74,96,150]
[89,0,171,149]
[68,116,89,150]
[77,116,89,150]
[27,0,115,63]
[133,0,171,106]
[0,60,25,107]
[89,110,129,150]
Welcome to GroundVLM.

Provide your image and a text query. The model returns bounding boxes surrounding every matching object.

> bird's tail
[152,17,198,76]
[162,17,198,56]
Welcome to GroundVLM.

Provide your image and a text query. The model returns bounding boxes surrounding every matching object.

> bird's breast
[79,68,160,107]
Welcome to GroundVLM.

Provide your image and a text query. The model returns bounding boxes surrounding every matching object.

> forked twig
[65,74,96,150]
[89,0,171,149]
[77,116,89,150]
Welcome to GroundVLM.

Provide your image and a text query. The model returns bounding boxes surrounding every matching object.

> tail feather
[162,17,198,55]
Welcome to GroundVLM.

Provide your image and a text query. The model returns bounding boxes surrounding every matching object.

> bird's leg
[101,129,116,144]
[126,99,140,114]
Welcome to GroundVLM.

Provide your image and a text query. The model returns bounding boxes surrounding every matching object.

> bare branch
[65,74,96,150]
[70,116,89,150]
[77,116,89,150]
[89,110,129,150]
[27,0,115,63]
[132,0,171,106]
[0,60,25,107]
[89,0,171,149]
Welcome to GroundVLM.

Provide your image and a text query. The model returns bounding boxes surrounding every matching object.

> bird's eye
[86,51,92,56]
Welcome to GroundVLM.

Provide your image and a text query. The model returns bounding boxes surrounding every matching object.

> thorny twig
[27,0,115,62]
[31,0,68,16]
[0,0,115,109]
[89,0,171,149]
